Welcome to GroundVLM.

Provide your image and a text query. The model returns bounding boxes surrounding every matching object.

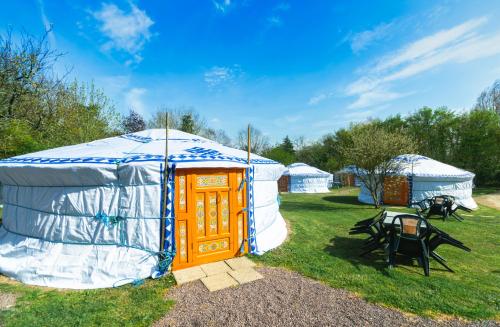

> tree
[338,123,416,207]
[404,107,458,163]
[0,27,64,128]
[262,135,297,165]
[180,113,195,133]
[147,108,206,134]
[237,125,269,155]
[122,109,145,133]
[476,80,500,116]
[280,136,295,154]
[0,29,120,158]
[202,128,232,146]
[454,108,500,185]
[262,147,295,166]
[147,109,179,129]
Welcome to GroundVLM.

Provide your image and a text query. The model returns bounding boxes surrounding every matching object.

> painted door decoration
[383,176,409,206]
[173,169,247,270]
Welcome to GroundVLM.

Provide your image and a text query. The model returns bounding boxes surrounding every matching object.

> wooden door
[383,176,409,206]
[278,175,289,192]
[172,168,247,270]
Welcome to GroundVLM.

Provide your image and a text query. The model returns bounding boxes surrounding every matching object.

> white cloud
[275,2,290,11]
[350,22,393,54]
[267,16,283,27]
[204,65,242,88]
[92,2,154,64]
[347,89,406,109]
[213,0,232,14]
[308,93,327,105]
[125,88,147,115]
[308,91,336,106]
[266,3,289,28]
[373,16,488,72]
[36,0,56,48]
[345,16,500,109]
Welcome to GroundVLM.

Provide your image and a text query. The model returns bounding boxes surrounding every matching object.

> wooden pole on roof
[160,111,169,252]
[247,124,251,164]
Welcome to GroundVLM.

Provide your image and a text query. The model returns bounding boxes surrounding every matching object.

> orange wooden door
[383,176,409,206]
[173,168,247,270]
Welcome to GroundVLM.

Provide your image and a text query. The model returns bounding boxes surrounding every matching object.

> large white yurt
[0,129,287,289]
[358,154,477,209]
[284,163,332,193]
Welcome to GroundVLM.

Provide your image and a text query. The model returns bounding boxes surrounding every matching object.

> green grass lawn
[253,188,500,321]
[0,273,175,327]
[0,188,499,324]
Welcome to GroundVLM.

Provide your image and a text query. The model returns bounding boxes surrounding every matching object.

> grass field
[0,188,499,325]
[253,188,500,321]
[0,273,175,327]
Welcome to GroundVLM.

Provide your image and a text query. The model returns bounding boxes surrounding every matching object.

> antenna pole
[247,124,251,164]
[160,111,169,252]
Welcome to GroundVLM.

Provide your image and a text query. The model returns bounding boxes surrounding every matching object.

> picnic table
[350,209,470,276]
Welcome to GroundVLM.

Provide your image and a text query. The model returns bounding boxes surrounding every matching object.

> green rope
[2,202,172,220]
[0,222,175,273]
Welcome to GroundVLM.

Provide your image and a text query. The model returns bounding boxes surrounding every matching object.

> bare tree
[202,128,232,146]
[338,124,416,208]
[237,124,270,155]
[0,27,67,127]
[476,80,500,116]
[147,107,206,134]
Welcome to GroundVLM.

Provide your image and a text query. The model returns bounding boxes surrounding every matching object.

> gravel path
[154,267,497,327]
[0,292,16,310]
[474,192,500,210]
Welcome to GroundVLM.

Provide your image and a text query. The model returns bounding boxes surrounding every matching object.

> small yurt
[283,163,332,193]
[358,154,477,209]
[0,129,287,289]
[336,165,362,187]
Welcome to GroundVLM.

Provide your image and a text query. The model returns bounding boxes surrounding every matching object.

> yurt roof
[284,163,332,177]
[337,165,359,174]
[0,129,279,168]
[393,154,474,179]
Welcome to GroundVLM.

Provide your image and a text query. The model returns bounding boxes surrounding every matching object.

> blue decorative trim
[0,154,278,165]
[392,154,429,163]
[0,157,121,165]
[163,164,176,257]
[407,174,414,207]
[120,134,153,143]
[185,146,223,156]
[247,166,257,254]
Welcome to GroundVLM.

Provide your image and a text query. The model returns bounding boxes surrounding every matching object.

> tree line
[263,102,500,186]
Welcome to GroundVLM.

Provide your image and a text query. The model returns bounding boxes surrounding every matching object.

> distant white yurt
[358,154,477,209]
[337,165,362,187]
[0,129,287,289]
[284,163,332,193]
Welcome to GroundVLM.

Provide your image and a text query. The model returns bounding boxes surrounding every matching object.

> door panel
[383,176,409,205]
[172,168,247,270]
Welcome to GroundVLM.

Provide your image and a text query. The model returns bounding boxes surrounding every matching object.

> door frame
[172,168,248,270]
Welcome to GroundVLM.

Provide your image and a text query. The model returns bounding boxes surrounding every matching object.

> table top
[383,211,427,227]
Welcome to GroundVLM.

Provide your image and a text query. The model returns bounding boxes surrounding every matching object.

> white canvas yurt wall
[285,163,332,193]
[357,154,477,209]
[0,129,287,289]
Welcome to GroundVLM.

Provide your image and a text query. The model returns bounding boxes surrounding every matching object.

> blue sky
[2,0,500,143]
